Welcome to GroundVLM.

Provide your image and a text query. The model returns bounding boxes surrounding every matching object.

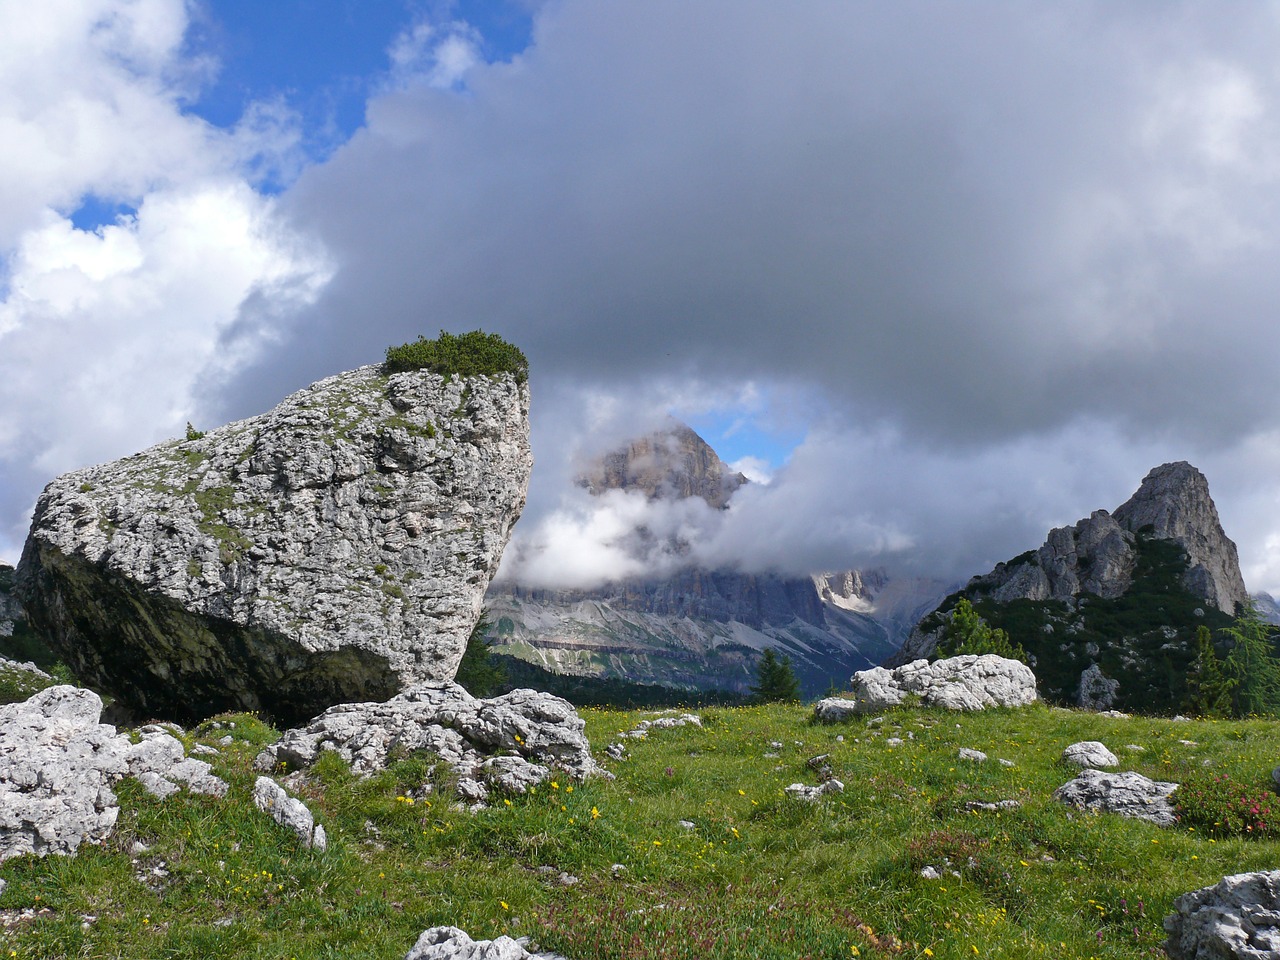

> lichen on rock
[16,363,531,724]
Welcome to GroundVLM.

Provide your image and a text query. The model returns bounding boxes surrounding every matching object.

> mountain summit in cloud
[486,421,948,696]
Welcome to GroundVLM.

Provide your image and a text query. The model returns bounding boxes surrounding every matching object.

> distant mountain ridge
[486,422,947,697]
[893,462,1252,713]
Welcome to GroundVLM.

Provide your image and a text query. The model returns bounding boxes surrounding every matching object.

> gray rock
[16,364,531,725]
[958,748,988,762]
[619,713,702,738]
[1164,870,1280,959]
[810,697,863,723]
[1052,769,1178,825]
[251,776,326,851]
[1078,664,1120,711]
[1061,741,1119,769]
[817,656,1037,717]
[134,771,181,799]
[1113,462,1249,616]
[405,927,567,960]
[784,779,844,802]
[963,800,1021,812]
[255,683,603,802]
[0,686,129,863]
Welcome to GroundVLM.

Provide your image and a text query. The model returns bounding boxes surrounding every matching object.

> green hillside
[4,692,1280,958]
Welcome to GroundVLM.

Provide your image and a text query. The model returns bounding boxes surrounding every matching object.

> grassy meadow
[3,699,1280,959]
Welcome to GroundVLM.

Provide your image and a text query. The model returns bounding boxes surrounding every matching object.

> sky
[2,1,1280,598]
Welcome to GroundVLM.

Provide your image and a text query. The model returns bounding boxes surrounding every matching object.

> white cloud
[386,18,482,90]
[0,0,332,560]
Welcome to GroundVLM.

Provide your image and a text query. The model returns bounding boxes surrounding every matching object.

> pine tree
[454,612,507,697]
[1184,625,1234,717]
[936,598,1028,663]
[1221,605,1280,718]
[751,648,800,703]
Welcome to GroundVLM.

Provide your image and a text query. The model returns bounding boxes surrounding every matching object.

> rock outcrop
[1052,769,1178,825]
[0,686,129,863]
[893,463,1251,713]
[812,655,1037,718]
[1164,870,1280,960]
[0,686,234,865]
[254,683,602,805]
[16,364,531,724]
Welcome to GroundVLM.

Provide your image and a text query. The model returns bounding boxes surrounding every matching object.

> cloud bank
[4,2,1280,599]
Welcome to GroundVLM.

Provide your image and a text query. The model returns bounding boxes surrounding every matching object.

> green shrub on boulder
[384,330,528,383]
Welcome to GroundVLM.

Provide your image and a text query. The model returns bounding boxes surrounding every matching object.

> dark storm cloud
[211,1,1280,590]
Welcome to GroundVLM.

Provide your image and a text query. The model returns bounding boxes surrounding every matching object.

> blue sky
[4,2,1280,595]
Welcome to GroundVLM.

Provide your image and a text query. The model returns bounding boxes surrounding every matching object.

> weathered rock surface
[0,686,128,863]
[815,656,1037,717]
[1052,769,1178,825]
[785,779,845,802]
[252,776,326,851]
[1061,741,1119,769]
[0,686,237,864]
[0,564,24,639]
[405,926,567,960]
[894,461,1248,665]
[255,683,602,802]
[16,364,531,724]
[1164,870,1280,960]
[1077,664,1119,711]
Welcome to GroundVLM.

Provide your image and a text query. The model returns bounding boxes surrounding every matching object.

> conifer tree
[454,612,507,697]
[1184,625,1234,717]
[751,648,801,703]
[936,598,1028,663]
[1220,605,1280,718]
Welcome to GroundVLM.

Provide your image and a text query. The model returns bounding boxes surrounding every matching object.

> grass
[4,700,1280,958]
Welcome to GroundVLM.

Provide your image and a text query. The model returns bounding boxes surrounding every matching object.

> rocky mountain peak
[1111,461,1248,614]
[578,420,747,509]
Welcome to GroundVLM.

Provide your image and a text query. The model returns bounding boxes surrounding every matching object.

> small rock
[251,777,326,850]
[998,758,1015,767]
[678,820,696,831]
[958,748,987,762]
[962,800,1021,812]
[1061,741,1118,769]
[920,866,940,880]
[886,737,904,747]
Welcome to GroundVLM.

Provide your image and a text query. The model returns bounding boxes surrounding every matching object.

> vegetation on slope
[917,535,1246,713]
[383,330,528,383]
[4,701,1280,958]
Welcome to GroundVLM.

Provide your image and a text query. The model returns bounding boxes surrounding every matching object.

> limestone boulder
[255,683,603,801]
[0,685,129,863]
[405,927,567,960]
[1164,870,1280,959]
[1077,664,1120,711]
[1061,741,1119,769]
[252,776,326,851]
[816,656,1036,717]
[1052,769,1177,826]
[16,364,531,724]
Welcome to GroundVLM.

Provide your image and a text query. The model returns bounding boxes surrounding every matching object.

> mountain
[893,461,1250,713]
[1256,592,1280,626]
[485,422,949,697]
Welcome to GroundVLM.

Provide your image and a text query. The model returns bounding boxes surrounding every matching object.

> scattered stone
[255,683,603,804]
[16,363,532,726]
[958,748,987,762]
[678,820,696,830]
[1052,769,1178,826]
[1179,739,1199,747]
[0,878,6,898]
[405,926,569,960]
[784,779,844,802]
[1061,741,1119,769]
[1164,870,1280,960]
[886,737,904,747]
[815,655,1037,719]
[191,743,219,757]
[610,864,627,878]
[604,743,627,761]
[962,800,1021,812]
[1098,710,1131,719]
[251,777,327,851]
[619,714,702,739]
[920,866,941,880]
[999,759,1016,768]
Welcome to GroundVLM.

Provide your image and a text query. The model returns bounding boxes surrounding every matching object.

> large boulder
[1164,870,1280,959]
[1052,768,1178,826]
[405,927,567,960]
[0,685,129,863]
[255,682,603,802]
[815,655,1037,717]
[16,364,531,724]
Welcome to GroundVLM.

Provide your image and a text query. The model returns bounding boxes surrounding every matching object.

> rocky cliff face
[1111,462,1249,614]
[17,365,531,724]
[892,462,1248,713]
